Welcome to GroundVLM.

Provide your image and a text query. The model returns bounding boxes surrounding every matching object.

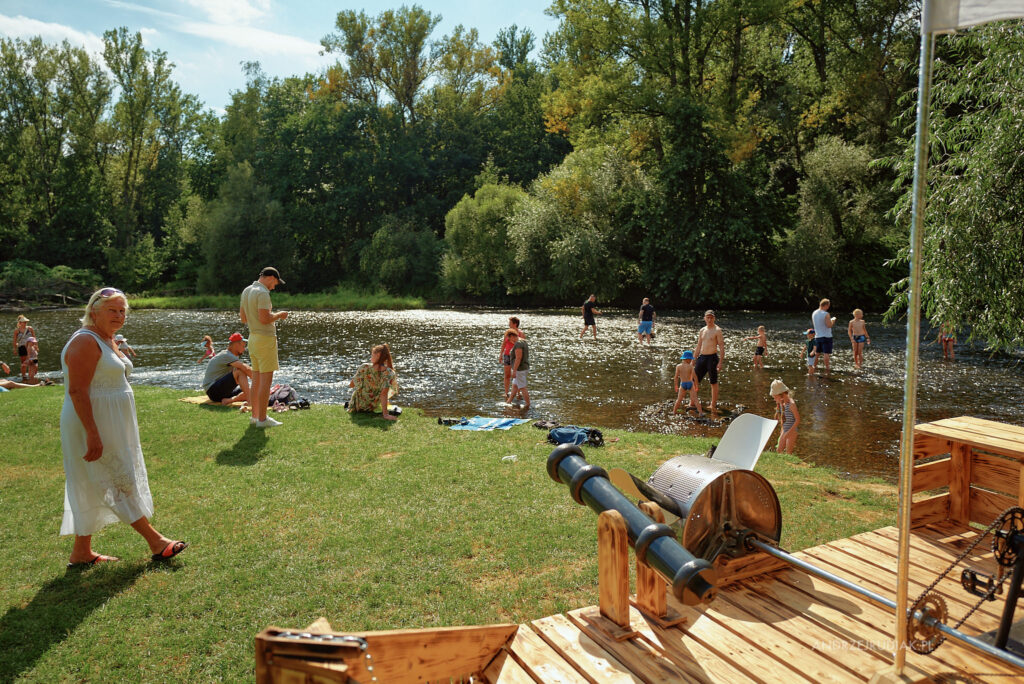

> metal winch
[647,452,782,562]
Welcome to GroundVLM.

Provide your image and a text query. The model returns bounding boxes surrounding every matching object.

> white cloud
[0,14,105,55]
[179,0,271,26]
[178,21,323,57]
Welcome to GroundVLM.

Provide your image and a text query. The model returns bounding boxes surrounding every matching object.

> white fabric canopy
[924,0,1024,33]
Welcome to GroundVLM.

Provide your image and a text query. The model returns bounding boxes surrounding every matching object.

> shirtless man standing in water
[695,310,725,410]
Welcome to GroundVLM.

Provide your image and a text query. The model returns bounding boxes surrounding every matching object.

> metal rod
[995,546,1024,649]
[894,24,937,674]
[749,539,1024,670]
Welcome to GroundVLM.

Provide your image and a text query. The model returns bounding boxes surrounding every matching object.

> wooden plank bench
[911,416,1024,527]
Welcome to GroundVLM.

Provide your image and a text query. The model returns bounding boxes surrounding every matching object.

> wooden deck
[477,522,1021,683]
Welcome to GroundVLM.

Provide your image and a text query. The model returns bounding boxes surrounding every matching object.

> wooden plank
[798,544,1002,632]
[971,451,1020,496]
[659,599,818,683]
[873,525,995,569]
[716,582,885,678]
[917,419,1024,461]
[567,607,704,683]
[624,610,761,683]
[714,552,788,587]
[837,534,1005,624]
[507,625,591,683]
[949,443,971,524]
[912,433,949,460]
[663,597,854,683]
[531,614,641,684]
[772,567,1021,682]
[342,624,517,683]
[598,510,631,629]
[936,416,1024,444]
[483,648,539,684]
[911,492,948,527]
[912,458,950,494]
[635,502,667,619]
[970,486,1015,528]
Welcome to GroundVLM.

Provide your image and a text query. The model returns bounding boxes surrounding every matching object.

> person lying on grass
[348,343,398,421]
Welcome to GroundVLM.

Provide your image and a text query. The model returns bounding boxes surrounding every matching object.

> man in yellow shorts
[240,267,288,427]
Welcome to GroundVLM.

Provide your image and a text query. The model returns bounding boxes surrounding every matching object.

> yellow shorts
[247,334,279,373]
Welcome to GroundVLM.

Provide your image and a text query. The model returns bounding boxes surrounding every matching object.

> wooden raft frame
[911,416,1024,528]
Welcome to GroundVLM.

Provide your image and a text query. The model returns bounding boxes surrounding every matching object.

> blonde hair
[852,308,863,318]
[819,298,830,307]
[372,343,394,370]
[81,288,128,326]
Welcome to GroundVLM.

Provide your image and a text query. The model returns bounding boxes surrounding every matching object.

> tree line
[1,4,1022,341]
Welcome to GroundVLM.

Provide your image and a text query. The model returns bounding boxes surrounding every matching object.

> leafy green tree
[360,214,442,294]
[197,162,291,293]
[441,183,527,297]
[887,23,1024,350]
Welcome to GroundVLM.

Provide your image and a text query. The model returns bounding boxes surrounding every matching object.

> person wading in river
[694,310,725,411]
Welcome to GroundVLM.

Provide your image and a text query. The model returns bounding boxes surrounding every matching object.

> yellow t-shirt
[241,281,275,337]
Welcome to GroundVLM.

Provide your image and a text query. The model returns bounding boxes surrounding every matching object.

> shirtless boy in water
[672,351,702,416]
[694,310,725,410]
[847,309,871,369]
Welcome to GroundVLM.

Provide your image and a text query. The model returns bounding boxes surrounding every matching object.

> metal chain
[908,506,1021,640]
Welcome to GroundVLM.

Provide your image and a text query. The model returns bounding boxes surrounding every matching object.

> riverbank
[1,386,895,681]
[128,287,425,311]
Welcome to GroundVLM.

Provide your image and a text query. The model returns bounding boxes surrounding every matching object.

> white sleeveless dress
[59,329,154,536]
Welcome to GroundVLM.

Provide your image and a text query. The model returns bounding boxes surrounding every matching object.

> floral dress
[348,363,398,413]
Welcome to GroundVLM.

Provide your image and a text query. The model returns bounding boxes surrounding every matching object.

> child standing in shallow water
[847,309,871,369]
[802,329,816,375]
[672,351,702,416]
[197,335,214,363]
[742,326,767,368]
[939,324,956,360]
[770,379,800,453]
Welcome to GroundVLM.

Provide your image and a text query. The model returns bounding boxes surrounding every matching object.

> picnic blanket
[448,416,531,431]
[178,393,246,406]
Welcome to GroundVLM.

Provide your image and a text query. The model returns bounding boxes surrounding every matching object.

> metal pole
[894,25,937,674]
[749,539,1024,670]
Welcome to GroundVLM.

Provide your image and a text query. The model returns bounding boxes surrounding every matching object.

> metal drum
[648,454,782,561]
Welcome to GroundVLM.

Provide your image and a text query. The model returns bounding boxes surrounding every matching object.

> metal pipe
[749,539,1024,670]
[895,24,937,674]
[546,444,717,605]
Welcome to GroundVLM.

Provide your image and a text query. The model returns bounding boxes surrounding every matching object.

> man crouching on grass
[506,330,530,410]
[202,333,252,405]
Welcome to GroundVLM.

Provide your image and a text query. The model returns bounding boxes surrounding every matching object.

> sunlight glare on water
[9,307,1024,480]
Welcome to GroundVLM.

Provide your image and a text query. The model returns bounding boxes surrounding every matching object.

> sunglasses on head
[98,288,124,298]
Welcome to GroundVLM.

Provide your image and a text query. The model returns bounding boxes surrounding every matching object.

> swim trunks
[853,335,866,344]
[502,353,512,366]
[815,337,833,355]
[695,354,719,385]
[679,381,693,391]
[755,346,765,356]
[638,321,653,335]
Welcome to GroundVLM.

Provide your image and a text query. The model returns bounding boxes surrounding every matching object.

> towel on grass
[448,416,531,431]
[178,393,246,406]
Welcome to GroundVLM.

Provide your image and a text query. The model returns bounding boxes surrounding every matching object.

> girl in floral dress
[348,343,398,420]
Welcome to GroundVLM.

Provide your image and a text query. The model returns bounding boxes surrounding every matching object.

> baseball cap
[704,310,715,317]
[680,350,694,360]
[27,336,37,343]
[805,328,815,335]
[114,334,126,342]
[229,332,246,343]
[259,267,285,284]
[17,315,29,322]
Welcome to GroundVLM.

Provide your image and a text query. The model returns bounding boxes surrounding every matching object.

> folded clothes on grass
[448,416,531,431]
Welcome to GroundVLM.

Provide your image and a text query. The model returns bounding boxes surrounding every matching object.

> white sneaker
[250,417,259,425]
[255,417,282,428]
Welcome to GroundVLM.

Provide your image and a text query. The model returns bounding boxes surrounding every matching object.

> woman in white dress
[61,288,188,567]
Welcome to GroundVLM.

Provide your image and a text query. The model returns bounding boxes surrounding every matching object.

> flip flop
[67,554,119,569]
[151,540,189,562]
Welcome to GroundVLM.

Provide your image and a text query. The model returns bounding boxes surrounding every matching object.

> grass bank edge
[127,287,425,311]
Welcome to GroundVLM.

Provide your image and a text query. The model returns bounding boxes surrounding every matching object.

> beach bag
[547,426,603,447]
[268,383,297,407]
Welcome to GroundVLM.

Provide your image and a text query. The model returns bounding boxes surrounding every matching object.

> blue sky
[0,0,559,113]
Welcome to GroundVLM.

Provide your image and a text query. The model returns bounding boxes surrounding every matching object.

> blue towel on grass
[448,416,531,431]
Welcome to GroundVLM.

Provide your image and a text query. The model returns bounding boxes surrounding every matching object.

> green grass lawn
[0,386,896,682]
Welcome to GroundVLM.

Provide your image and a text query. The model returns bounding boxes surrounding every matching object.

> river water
[7,307,1022,480]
